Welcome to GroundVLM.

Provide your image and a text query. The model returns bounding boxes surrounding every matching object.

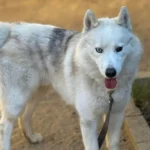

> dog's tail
[0,23,10,48]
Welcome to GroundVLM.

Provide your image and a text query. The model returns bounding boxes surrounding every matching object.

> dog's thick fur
[0,6,142,150]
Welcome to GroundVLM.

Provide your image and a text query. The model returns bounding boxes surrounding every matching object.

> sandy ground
[0,0,149,149]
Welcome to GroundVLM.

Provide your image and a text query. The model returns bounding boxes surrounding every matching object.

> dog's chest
[90,85,130,115]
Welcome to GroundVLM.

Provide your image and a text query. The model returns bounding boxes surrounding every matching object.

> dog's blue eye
[95,47,103,53]
[115,46,123,52]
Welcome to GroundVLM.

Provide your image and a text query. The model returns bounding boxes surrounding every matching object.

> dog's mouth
[104,78,117,89]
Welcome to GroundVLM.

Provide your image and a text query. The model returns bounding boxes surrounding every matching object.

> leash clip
[108,90,114,104]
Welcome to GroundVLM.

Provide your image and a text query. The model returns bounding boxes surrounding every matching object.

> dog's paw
[26,133,43,144]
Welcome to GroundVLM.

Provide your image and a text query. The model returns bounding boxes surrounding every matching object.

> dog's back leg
[0,111,14,150]
[0,88,32,150]
[0,62,39,150]
[18,95,43,144]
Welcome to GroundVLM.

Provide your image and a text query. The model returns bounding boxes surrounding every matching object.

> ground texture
[0,0,149,150]
[11,89,133,150]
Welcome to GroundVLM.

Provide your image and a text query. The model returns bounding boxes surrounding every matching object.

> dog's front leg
[76,99,99,150]
[80,118,99,150]
[106,111,124,150]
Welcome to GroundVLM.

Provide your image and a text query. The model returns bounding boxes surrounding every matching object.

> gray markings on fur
[48,28,66,54]
[27,38,34,57]
[48,28,66,68]
[64,32,77,52]
[48,28,78,68]
[35,39,48,72]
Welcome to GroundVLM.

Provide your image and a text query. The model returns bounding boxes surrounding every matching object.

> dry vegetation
[132,78,150,126]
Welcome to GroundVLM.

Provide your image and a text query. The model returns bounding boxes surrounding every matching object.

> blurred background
[0,0,149,150]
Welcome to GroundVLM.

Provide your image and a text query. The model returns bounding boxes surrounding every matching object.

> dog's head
[77,6,142,89]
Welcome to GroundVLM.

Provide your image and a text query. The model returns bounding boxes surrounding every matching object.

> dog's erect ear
[117,6,132,31]
[83,9,98,33]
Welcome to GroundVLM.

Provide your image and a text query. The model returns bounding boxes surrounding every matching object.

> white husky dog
[0,6,142,150]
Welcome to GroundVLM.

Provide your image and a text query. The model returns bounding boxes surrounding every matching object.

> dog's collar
[98,91,114,149]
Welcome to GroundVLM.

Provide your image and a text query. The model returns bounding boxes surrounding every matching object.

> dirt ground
[0,0,149,150]
[10,89,134,150]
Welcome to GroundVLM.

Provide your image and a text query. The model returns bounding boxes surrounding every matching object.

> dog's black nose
[105,68,116,78]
